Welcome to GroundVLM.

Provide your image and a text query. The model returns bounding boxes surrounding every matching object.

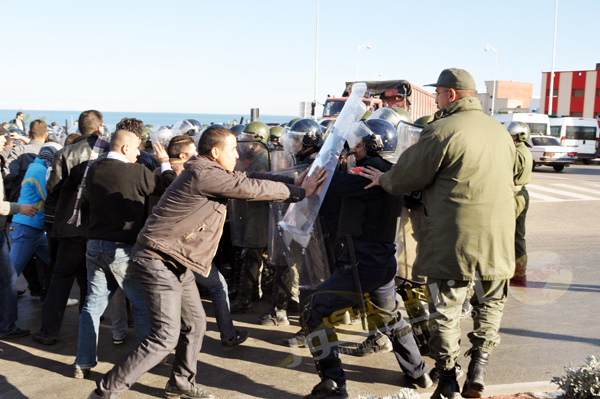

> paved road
[1,163,598,398]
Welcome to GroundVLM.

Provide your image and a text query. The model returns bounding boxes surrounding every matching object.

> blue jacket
[13,158,47,230]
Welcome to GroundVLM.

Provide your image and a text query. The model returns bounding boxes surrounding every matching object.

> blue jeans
[9,222,51,276]
[0,233,19,336]
[75,240,151,369]
[195,264,235,341]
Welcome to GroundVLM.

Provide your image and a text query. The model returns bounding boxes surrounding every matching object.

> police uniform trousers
[426,278,509,371]
[97,244,206,398]
[514,186,529,263]
[304,260,427,386]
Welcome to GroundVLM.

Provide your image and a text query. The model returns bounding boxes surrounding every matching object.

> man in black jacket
[33,110,107,345]
[74,129,175,378]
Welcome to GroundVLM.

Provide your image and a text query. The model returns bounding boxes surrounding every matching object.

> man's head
[426,68,477,110]
[116,118,144,138]
[29,120,48,141]
[350,139,367,161]
[167,135,197,162]
[197,126,238,172]
[110,130,141,163]
[78,110,104,135]
[0,135,6,151]
[5,136,14,147]
[16,112,24,120]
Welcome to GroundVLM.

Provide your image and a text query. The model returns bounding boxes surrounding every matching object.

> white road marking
[551,183,600,195]
[527,184,599,200]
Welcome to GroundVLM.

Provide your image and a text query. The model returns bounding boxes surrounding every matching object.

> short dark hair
[197,126,235,156]
[167,135,195,159]
[16,112,23,117]
[116,117,144,138]
[29,120,48,140]
[78,110,103,135]
[5,137,14,146]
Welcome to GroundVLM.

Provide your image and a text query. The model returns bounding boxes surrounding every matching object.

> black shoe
[1,327,30,339]
[17,289,26,297]
[303,379,348,399]
[462,349,489,398]
[404,372,433,389]
[230,298,252,313]
[221,329,249,350]
[282,330,306,348]
[165,382,214,399]
[32,332,56,345]
[431,368,461,399]
[347,333,392,357]
[257,308,289,326]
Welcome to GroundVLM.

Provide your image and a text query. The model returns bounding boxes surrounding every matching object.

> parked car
[528,135,577,172]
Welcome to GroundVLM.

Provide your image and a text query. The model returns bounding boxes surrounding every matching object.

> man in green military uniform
[361,68,516,399]
[505,122,533,286]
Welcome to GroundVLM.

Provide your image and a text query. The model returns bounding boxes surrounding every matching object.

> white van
[549,117,599,164]
[492,113,550,136]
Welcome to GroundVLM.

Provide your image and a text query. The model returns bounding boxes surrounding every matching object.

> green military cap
[425,68,476,90]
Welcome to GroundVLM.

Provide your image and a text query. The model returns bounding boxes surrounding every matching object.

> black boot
[303,379,348,399]
[431,368,461,399]
[462,349,489,398]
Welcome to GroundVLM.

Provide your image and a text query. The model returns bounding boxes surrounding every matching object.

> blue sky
[2,0,598,116]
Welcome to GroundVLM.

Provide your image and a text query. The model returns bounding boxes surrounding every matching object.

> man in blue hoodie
[9,144,60,278]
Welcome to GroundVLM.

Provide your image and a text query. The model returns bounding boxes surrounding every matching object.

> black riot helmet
[230,124,245,137]
[361,119,398,160]
[290,118,322,147]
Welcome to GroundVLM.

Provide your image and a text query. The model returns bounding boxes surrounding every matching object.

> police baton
[345,235,368,330]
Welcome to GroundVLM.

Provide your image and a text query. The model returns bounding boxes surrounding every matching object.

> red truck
[321,79,437,122]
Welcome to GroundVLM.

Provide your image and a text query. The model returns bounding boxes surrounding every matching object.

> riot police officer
[505,121,533,286]
[230,122,271,313]
[301,118,431,399]
[282,118,322,166]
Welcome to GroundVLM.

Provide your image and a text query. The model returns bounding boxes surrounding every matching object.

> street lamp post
[356,42,371,81]
[485,44,498,116]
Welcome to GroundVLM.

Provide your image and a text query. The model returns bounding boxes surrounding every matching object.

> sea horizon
[0,109,300,128]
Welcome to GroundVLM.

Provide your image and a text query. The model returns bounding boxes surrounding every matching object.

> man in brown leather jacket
[91,126,325,399]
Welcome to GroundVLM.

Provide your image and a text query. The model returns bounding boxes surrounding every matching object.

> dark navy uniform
[303,155,428,387]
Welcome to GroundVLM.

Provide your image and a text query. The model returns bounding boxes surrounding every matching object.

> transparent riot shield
[395,195,426,285]
[271,147,294,172]
[279,83,368,247]
[228,139,271,248]
[283,215,330,291]
[149,125,176,148]
[394,121,423,162]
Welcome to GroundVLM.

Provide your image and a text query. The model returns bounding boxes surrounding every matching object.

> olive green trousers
[426,278,509,370]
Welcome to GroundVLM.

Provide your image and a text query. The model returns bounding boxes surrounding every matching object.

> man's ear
[449,88,458,102]
[210,146,219,160]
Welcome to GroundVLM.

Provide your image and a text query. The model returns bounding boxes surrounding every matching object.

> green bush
[552,355,600,399]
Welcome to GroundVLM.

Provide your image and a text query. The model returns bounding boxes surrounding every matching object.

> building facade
[476,80,534,115]
[540,65,600,118]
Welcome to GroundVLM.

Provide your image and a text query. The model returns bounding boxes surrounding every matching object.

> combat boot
[430,368,461,399]
[303,379,348,399]
[462,349,489,398]
[347,332,392,357]
[257,307,289,326]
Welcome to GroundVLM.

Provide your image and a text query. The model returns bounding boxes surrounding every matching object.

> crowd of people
[0,67,532,399]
